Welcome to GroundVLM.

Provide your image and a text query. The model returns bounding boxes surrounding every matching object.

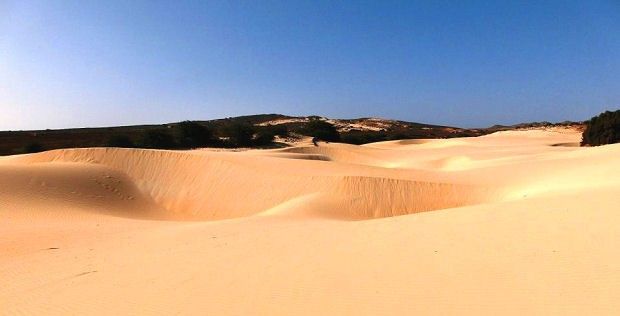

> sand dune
[8,146,503,220]
[3,128,620,314]
[0,162,166,219]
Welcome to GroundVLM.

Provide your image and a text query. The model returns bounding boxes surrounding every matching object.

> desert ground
[2,127,619,315]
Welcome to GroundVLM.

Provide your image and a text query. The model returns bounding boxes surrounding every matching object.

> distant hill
[488,121,584,131]
[0,114,580,155]
[250,115,488,144]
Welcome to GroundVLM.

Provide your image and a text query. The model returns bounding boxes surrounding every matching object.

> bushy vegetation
[141,129,177,149]
[102,120,283,150]
[176,121,217,148]
[23,142,44,153]
[224,122,255,147]
[106,135,135,148]
[264,124,288,138]
[220,122,280,147]
[97,119,284,150]
[302,119,340,142]
[582,110,620,146]
[253,130,276,146]
[341,132,388,145]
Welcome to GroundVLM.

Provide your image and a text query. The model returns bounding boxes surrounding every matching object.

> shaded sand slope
[0,162,166,219]
[3,128,620,315]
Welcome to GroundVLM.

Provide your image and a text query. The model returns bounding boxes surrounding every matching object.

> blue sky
[1,0,619,130]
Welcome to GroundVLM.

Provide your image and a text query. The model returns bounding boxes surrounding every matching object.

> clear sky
[1,1,619,130]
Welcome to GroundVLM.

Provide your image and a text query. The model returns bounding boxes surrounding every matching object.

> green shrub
[106,135,135,148]
[266,124,288,137]
[254,129,276,146]
[141,129,177,149]
[23,142,44,153]
[303,119,340,142]
[582,110,620,146]
[225,122,255,147]
[341,132,388,145]
[176,121,215,148]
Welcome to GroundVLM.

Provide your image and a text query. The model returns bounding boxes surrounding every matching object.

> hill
[0,114,487,156]
[0,114,583,155]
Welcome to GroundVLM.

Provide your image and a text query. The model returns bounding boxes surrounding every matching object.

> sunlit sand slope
[3,128,620,315]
